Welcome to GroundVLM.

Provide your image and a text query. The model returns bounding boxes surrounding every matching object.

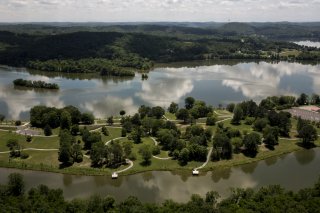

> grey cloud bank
[0,0,319,22]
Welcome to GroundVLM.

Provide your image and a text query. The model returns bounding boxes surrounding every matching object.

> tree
[185,97,195,110]
[83,132,101,150]
[298,124,318,147]
[58,130,74,165]
[6,139,21,158]
[139,144,152,164]
[243,132,261,155]
[71,143,83,163]
[90,141,106,167]
[107,116,114,126]
[71,124,79,136]
[15,120,21,126]
[168,102,179,114]
[0,114,5,122]
[231,105,243,125]
[311,94,320,105]
[176,108,190,123]
[206,116,216,126]
[296,93,309,105]
[263,126,279,148]
[26,135,32,142]
[138,105,151,118]
[226,103,235,113]
[151,106,165,119]
[7,173,25,196]
[109,141,124,165]
[178,148,190,165]
[123,141,133,157]
[119,110,126,116]
[121,128,127,137]
[253,118,269,132]
[297,117,309,133]
[101,126,109,136]
[63,105,81,124]
[81,113,94,125]
[131,113,141,126]
[60,110,72,130]
[231,137,243,153]
[130,128,142,144]
[44,124,52,136]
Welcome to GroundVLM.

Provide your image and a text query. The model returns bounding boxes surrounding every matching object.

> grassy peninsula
[0,94,320,176]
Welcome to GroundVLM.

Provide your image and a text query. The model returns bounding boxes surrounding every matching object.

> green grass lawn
[0,131,59,151]
[101,127,122,142]
[164,112,177,120]
[214,109,232,115]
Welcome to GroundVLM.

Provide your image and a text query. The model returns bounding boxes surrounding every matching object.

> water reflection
[0,61,320,120]
[135,78,193,107]
[0,148,319,202]
[240,161,258,174]
[294,148,316,165]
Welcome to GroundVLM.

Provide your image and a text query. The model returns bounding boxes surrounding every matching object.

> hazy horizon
[0,0,319,22]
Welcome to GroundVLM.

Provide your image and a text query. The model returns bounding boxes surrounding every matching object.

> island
[0,93,319,177]
[13,78,59,90]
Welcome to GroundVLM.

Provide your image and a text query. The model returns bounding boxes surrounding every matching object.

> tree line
[0,173,319,213]
[13,78,59,89]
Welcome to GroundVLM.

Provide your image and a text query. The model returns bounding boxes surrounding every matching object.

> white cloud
[0,0,318,22]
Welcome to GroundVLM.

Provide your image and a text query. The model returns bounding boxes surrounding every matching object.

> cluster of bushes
[13,78,59,89]
[1,173,320,213]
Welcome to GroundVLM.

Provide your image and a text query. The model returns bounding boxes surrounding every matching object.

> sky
[0,0,319,22]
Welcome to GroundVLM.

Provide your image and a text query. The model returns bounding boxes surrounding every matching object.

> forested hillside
[0,23,319,75]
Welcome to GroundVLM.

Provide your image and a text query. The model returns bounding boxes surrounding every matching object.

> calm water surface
[0,148,319,202]
[294,40,320,48]
[1,61,320,120]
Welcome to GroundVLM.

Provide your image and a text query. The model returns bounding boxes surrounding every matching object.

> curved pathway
[150,137,172,160]
[105,137,125,146]
[0,148,58,154]
[216,117,232,124]
[195,147,213,170]
[114,159,133,174]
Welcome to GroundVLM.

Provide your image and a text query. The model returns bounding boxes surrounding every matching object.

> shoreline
[0,144,317,177]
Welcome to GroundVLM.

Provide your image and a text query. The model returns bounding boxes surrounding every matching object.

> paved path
[150,137,172,160]
[195,147,213,170]
[114,159,133,174]
[0,148,58,154]
[90,127,102,132]
[216,117,232,124]
[105,137,125,146]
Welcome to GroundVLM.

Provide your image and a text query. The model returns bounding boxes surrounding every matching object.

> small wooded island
[13,78,59,90]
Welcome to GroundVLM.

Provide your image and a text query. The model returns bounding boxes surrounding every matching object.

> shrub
[152,146,161,155]
[26,135,32,142]
[20,152,29,159]
[15,120,22,126]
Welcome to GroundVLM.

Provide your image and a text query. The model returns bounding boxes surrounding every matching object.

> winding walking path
[195,147,213,170]
[114,159,134,174]
[105,137,125,146]
[150,137,172,160]
[0,148,58,154]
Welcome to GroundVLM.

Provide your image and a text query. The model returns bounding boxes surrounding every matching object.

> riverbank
[0,135,318,177]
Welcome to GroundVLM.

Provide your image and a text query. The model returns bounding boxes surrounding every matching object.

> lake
[0,148,319,203]
[0,60,320,120]
[294,40,320,48]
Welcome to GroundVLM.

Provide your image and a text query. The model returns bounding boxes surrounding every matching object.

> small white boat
[111,172,118,179]
[192,169,199,175]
